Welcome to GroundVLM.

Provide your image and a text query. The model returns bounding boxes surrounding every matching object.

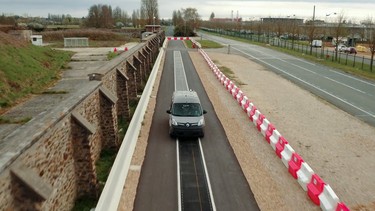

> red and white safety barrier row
[167,36,191,40]
[198,48,350,211]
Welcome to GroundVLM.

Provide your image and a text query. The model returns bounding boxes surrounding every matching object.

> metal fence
[64,37,89,47]
[202,28,374,73]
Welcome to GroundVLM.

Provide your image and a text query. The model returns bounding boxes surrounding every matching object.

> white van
[166,90,207,138]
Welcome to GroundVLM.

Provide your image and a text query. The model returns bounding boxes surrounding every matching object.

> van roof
[172,90,200,103]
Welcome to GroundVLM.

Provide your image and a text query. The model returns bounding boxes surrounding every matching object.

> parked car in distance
[345,47,357,54]
[335,44,347,52]
[311,40,322,48]
[166,90,207,138]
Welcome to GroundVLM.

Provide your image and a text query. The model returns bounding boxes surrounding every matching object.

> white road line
[232,46,375,119]
[275,58,368,95]
[238,42,373,95]
[176,139,182,211]
[174,50,215,211]
[326,68,375,88]
[323,76,366,94]
[198,138,217,211]
[174,51,189,91]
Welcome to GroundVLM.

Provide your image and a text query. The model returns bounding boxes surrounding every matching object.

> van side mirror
[203,110,207,114]
[166,110,171,114]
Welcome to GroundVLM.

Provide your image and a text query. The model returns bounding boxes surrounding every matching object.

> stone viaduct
[0,32,165,210]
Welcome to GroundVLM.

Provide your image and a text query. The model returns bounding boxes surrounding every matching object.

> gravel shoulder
[190,50,375,211]
[120,47,375,211]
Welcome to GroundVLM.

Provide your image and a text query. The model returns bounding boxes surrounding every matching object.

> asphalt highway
[199,32,375,127]
[133,40,259,211]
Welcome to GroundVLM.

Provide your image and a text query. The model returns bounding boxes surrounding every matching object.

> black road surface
[133,40,259,211]
[179,138,213,211]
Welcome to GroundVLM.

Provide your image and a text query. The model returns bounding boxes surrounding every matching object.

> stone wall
[0,31,165,210]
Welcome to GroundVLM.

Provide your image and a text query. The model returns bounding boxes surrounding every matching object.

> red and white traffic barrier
[167,36,191,40]
[288,153,304,179]
[297,162,314,191]
[281,144,295,167]
[236,91,244,104]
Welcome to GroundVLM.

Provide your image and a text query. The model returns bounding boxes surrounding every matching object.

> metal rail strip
[173,49,216,211]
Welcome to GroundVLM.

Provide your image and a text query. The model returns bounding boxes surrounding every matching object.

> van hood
[172,115,203,125]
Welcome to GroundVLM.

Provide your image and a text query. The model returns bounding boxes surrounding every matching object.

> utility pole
[310,5,315,55]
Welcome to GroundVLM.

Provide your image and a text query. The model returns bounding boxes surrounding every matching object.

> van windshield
[172,103,202,117]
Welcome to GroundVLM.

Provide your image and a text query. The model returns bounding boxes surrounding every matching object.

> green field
[0,44,72,111]
[185,39,223,49]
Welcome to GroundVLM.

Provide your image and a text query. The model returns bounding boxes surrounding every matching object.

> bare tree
[332,12,347,60]
[288,18,299,49]
[132,10,139,28]
[370,27,375,72]
[362,17,375,72]
[140,0,159,25]
[86,4,113,28]
[182,8,200,32]
[87,5,100,28]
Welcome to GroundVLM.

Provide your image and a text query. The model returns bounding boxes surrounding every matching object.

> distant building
[210,18,242,23]
[30,35,43,46]
[261,17,304,25]
[145,25,161,33]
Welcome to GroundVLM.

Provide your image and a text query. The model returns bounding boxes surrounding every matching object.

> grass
[118,115,130,142]
[72,99,138,210]
[107,51,120,60]
[0,44,72,110]
[129,98,139,117]
[72,147,118,210]
[212,60,246,86]
[0,116,31,124]
[200,30,375,80]
[96,148,118,182]
[72,197,97,211]
[185,39,223,49]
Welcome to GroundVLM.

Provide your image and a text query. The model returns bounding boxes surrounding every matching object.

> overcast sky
[0,0,374,22]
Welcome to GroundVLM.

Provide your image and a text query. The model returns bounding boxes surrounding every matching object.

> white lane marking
[174,51,189,91]
[238,43,373,95]
[198,138,217,211]
[326,68,375,88]
[232,46,375,119]
[174,50,216,210]
[274,58,368,95]
[177,139,182,211]
[323,76,366,94]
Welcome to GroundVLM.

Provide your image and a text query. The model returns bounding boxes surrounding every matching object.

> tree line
[172,8,200,36]
[0,0,160,30]
[86,0,159,28]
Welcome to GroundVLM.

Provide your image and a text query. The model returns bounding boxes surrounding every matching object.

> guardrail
[95,38,167,211]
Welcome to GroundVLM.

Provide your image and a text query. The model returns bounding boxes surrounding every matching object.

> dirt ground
[120,48,375,211]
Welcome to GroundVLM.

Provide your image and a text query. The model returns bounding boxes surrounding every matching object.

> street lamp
[184,19,186,36]
[326,12,337,17]
[153,16,155,32]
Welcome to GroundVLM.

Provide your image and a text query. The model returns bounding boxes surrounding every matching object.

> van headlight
[171,119,178,126]
[198,119,205,126]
